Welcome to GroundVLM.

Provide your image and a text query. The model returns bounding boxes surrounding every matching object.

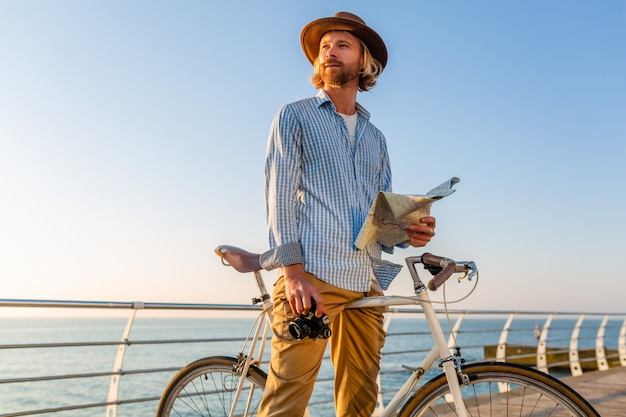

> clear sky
[1,1,624,314]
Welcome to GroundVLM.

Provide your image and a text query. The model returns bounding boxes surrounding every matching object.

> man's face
[318,31,363,88]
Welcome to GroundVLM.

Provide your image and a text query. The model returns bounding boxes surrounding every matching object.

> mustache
[323,59,342,67]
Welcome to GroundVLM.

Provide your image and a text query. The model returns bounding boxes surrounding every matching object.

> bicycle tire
[156,355,267,417]
[399,361,599,417]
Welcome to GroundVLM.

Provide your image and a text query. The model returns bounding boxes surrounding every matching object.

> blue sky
[1,1,624,313]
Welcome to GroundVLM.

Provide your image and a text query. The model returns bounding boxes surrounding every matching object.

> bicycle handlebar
[420,253,477,291]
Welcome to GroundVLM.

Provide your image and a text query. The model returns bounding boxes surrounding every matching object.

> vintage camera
[289,298,332,340]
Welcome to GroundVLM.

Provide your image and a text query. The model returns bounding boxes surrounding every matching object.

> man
[259,12,437,417]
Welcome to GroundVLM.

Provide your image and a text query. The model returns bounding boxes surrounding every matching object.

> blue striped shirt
[261,90,400,292]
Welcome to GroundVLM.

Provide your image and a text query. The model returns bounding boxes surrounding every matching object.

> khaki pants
[258,273,386,417]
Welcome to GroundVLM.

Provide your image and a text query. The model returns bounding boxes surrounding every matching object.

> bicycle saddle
[214,245,262,273]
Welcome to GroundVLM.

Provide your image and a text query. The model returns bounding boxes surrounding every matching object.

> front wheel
[399,362,599,417]
[156,356,267,417]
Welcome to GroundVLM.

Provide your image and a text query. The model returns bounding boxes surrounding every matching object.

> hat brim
[300,16,388,70]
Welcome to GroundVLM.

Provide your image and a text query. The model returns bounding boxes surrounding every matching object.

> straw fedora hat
[300,11,388,70]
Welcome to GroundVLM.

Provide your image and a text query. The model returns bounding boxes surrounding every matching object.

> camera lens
[289,320,308,340]
[319,327,331,339]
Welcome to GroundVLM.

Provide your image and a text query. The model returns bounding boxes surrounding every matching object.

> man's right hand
[283,263,328,318]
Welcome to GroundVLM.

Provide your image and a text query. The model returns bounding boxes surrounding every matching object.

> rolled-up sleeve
[264,106,303,268]
[259,242,303,270]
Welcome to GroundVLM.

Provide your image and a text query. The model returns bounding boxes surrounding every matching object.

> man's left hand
[404,216,436,247]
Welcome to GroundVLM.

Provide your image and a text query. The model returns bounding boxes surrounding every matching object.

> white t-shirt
[339,112,358,150]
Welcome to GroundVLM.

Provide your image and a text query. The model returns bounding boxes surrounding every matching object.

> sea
[0,314,620,416]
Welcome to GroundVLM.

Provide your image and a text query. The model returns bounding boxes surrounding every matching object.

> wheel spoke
[399,363,599,417]
[157,357,267,417]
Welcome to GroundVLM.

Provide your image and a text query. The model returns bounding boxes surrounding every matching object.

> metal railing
[1,298,624,417]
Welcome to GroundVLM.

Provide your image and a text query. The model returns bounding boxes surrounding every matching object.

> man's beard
[321,60,360,87]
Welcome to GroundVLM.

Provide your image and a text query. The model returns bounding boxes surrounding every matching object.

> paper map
[354,177,460,249]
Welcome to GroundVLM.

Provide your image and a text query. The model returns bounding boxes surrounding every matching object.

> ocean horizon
[1,315,618,416]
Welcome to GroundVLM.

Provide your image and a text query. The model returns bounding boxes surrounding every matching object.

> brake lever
[457,261,478,283]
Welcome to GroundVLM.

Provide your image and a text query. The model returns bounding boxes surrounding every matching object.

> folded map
[355,177,460,249]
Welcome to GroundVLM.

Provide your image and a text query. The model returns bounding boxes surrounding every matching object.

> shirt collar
[314,90,371,120]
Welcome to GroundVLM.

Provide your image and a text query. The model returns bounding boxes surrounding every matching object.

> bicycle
[156,245,600,417]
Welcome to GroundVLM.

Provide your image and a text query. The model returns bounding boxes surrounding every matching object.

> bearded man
[259,12,437,417]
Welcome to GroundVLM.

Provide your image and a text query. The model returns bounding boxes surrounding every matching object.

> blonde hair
[309,32,383,92]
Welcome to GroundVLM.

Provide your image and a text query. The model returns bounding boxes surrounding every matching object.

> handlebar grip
[427,262,456,291]
[422,253,456,291]
[421,253,445,266]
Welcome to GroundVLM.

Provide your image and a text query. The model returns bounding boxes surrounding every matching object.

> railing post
[569,315,585,376]
[105,302,143,417]
[620,318,626,367]
[537,315,553,374]
[496,314,514,393]
[595,315,610,371]
[496,314,515,362]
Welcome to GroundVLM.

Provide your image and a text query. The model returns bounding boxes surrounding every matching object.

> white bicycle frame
[228,267,274,417]
[228,255,472,417]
